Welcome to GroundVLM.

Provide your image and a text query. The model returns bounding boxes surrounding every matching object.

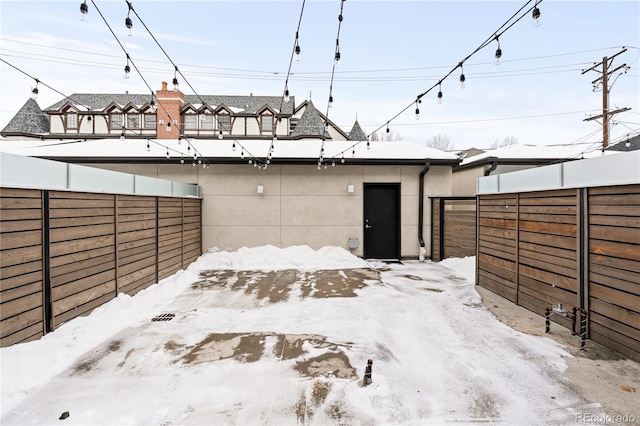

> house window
[127,114,140,129]
[184,114,198,130]
[66,113,78,129]
[110,113,124,130]
[217,114,230,132]
[200,114,214,130]
[261,115,273,133]
[143,114,156,129]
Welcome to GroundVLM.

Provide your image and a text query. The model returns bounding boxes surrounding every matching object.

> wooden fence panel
[158,197,184,280]
[48,192,116,329]
[431,197,476,261]
[183,198,202,264]
[0,188,44,346]
[117,195,157,296]
[477,195,518,302]
[588,184,640,362]
[431,199,442,261]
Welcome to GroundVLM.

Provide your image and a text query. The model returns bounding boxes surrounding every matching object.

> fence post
[515,193,520,305]
[578,188,590,338]
[42,190,52,333]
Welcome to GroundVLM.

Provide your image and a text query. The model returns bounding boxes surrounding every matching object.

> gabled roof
[46,93,295,115]
[1,98,49,135]
[348,120,367,141]
[607,134,640,151]
[291,100,331,139]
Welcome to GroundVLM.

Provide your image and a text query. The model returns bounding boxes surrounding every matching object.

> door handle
[365,224,372,229]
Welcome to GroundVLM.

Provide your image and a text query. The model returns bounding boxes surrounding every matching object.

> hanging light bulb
[123,63,130,79]
[367,140,371,150]
[120,130,125,141]
[334,50,341,67]
[437,84,443,104]
[328,95,334,108]
[150,97,156,113]
[125,7,133,36]
[273,134,278,145]
[166,149,170,159]
[341,153,345,164]
[172,67,179,90]
[218,130,223,140]
[180,156,184,164]
[232,141,236,151]
[415,101,420,120]
[284,88,290,103]
[241,149,245,160]
[352,147,355,157]
[295,32,301,61]
[386,123,390,134]
[532,1,541,26]
[31,80,39,100]
[459,64,466,89]
[166,122,171,132]
[146,141,151,151]
[80,0,88,20]
[495,37,502,65]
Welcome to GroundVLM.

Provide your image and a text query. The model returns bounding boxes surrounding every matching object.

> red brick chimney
[155,81,184,139]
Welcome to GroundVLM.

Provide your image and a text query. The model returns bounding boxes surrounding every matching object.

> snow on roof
[459,142,617,166]
[0,139,459,163]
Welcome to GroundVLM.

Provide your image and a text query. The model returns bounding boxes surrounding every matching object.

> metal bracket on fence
[545,304,588,350]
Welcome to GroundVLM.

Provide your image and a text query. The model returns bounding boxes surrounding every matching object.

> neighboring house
[0,138,460,259]
[607,133,640,152]
[452,143,621,196]
[1,82,354,142]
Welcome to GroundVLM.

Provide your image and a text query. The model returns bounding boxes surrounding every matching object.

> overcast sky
[1,0,638,150]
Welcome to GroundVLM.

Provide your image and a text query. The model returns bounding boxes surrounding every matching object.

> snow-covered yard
[0,246,604,425]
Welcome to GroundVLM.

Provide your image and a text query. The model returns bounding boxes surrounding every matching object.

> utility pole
[581,48,631,149]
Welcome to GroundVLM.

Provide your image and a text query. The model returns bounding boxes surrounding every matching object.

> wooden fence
[431,197,477,262]
[477,184,640,362]
[0,188,201,347]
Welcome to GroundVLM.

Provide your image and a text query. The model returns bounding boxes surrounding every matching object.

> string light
[172,66,179,90]
[146,141,150,151]
[495,36,502,65]
[295,31,301,61]
[166,121,171,132]
[334,42,341,66]
[123,54,131,79]
[415,99,420,120]
[166,148,170,159]
[459,63,466,88]
[31,79,39,100]
[149,95,156,112]
[120,130,125,141]
[386,123,390,134]
[80,0,88,20]
[328,95,334,108]
[532,1,541,26]
[218,130,223,140]
[437,82,443,104]
[125,2,133,36]
[232,141,236,151]
[284,87,290,103]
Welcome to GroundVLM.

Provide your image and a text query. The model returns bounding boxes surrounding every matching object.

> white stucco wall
[90,162,453,258]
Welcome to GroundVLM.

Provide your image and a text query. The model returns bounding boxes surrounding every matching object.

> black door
[363,183,400,259]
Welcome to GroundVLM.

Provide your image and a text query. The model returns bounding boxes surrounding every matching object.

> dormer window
[184,114,197,130]
[66,113,78,129]
[217,114,230,132]
[261,114,273,133]
[200,114,214,129]
[110,113,124,130]
[127,113,141,129]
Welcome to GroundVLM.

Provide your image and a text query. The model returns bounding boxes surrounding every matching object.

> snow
[459,142,621,166]
[0,138,459,161]
[0,245,602,425]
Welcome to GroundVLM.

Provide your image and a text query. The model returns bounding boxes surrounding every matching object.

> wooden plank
[0,269,42,291]
[118,265,156,289]
[588,193,640,205]
[0,306,43,339]
[50,223,115,243]
[590,205,640,217]
[50,245,113,269]
[519,220,576,237]
[50,253,115,279]
[117,228,156,244]
[0,188,41,198]
[0,230,42,251]
[0,209,42,221]
[53,292,114,327]
[51,270,116,301]
[590,324,640,363]
[518,213,577,225]
[49,235,115,258]
[590,283,640,313]
[589,261,640,289]
[0,219,42,233]
[477,271,516,302]
[590,225,640,245]
[49,208,115,219]
[517,292,573,330]
[590,297,640,331]
[49,215,114,228]
[49,198,115,209]
[590,311,640,343]
[519,264,577,292]
[50,258,115,288]
[589,215,640,228]
[519,251,577,278]
[52,280,116,316]
[0,322,43,348]
[590,239,640,262]
[49,191,113,200]
[0,246,42,269]
[518,275,576,307]
[0,292,42,319]
[589,185,640,196]
[0,197,42,209]
[519,231,576,251]
[1,281,42,304]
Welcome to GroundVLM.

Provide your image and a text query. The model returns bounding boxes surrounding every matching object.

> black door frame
[363,183,401,259]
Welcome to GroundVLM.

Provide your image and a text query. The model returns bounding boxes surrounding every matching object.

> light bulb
[124,64,130,79]
[415,107,420,120]
[150,100,156,112]
[125,17,133,36]
[328,96,334,108]
[437,90,443,104]
[459,73,466,89]
[284,89,290,103]
[146,142,151,151]
[367,140,371,150]
[172,77,179,91]
[241,150,245,160]
[218,130,223,140]
[334,51,341,66]
[232,141,236,151]
[495,47,502,65]
[166,149,170,159]
[166,122,171,132]
[532,5,541,27]
[295,44,301,61]
[120,131,125,141]
[80,1,88,20]
[31,86,39,100]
